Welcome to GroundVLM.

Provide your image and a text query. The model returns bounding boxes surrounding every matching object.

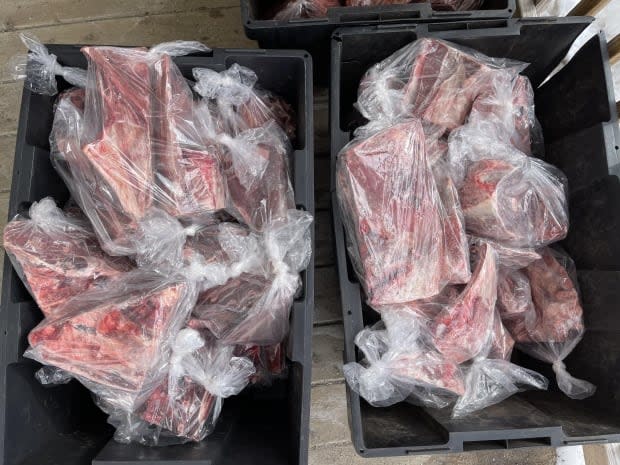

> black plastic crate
[0,46,314,465]
[241,0,515,82]
[330,18,620,456]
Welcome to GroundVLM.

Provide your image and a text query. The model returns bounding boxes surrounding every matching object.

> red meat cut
[431,242,498,364]
[503,248,584,344]
[154,54,227,219]
[3,198,132,318]
[336,119,469,306]
[81,46,155,227]
[141,376,216,442]
[26,277,192,412]
[221,123,295,231]
[455,143,568,248]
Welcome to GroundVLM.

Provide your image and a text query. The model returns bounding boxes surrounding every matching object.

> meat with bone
[336,119,470,306]
[343,312,465,408]
[449,125,568,247]
[25,274,195,413]
[469,72,537,154]
[136,330,253,443]
[431,242,498,364]
[193,64,296,140]
[497,248,595,399]
[3,198,132,318]
[219,122,295,232]
[357,38,526,128]
[80,46,155,245]
[154,54,227,219]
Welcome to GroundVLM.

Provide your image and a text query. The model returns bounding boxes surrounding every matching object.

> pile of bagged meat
[271,0,481,20]
[337,38,595,418]
[3,34,312,444]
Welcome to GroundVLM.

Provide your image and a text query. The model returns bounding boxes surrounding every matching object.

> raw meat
[50,86,139,255]
[506,248,584,344]
[235,343,287,384]
[81,46,155,231]
[470,72,537,154]
[136,329,253,443]
[154,54,227,219]
[3,198,131,318]
[450,125,568,247]
[343,312,465,408]
[220,123,295,231]
[336,119,470,306]
[497,268,536,320]
[499,248,596,399]
[357,38,525,128]
[140,376,216,442]
[189,273,278,343]
[273,0,340,19]
[431,242,498,364]
[25,275,195,412]
[193,64,296,139]
[488,309,515,361]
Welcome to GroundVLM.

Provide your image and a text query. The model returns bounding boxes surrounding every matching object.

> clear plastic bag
[8,33,87,95]
[452,309,548,418]
[193,64,296,140]
[430,242,498,364]
[217,122,296,232]
[468,72,538,155]
[25,272,197,414]
[344,310,465,408]
[448,123,569,247]
[49,42,216,256]
[190,209,313,345]
[272,0,340,19]
[110,328,254,445]
[2,197,132,318]
[356,38,527,129]
[336,118,470,306]
[153,54,227,220]
[235,343,287,385]
[502,247,596,399]
[181,221,267,293]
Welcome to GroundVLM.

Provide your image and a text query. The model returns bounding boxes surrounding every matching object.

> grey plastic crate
[0,46,315,465]
[241,0,516,82]
[330,17,620,457]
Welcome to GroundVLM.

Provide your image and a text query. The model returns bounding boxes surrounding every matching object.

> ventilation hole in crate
[615,146,619,150]
[347,310,352,315]
[508,8,513,12]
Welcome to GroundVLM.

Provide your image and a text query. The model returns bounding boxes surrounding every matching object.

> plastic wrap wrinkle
[25,273,197,413]
[449,124,568,247]
[501,247,596,399]
[336,118,470,306]
[2,198,132,318]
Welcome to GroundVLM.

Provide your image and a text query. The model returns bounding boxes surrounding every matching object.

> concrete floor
[0,2,612,464]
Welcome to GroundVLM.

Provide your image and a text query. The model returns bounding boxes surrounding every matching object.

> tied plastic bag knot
[28,197,71,229]
[8,33,87,95]
[343,360,398,406]
[168,328,206,403]
[216,131,270,189]
[149,41,210,57]
[183,224,201,237]
[182,255,229,290]
[193,64,257,105]
[135,210,190,271]
[552,359,596,400]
